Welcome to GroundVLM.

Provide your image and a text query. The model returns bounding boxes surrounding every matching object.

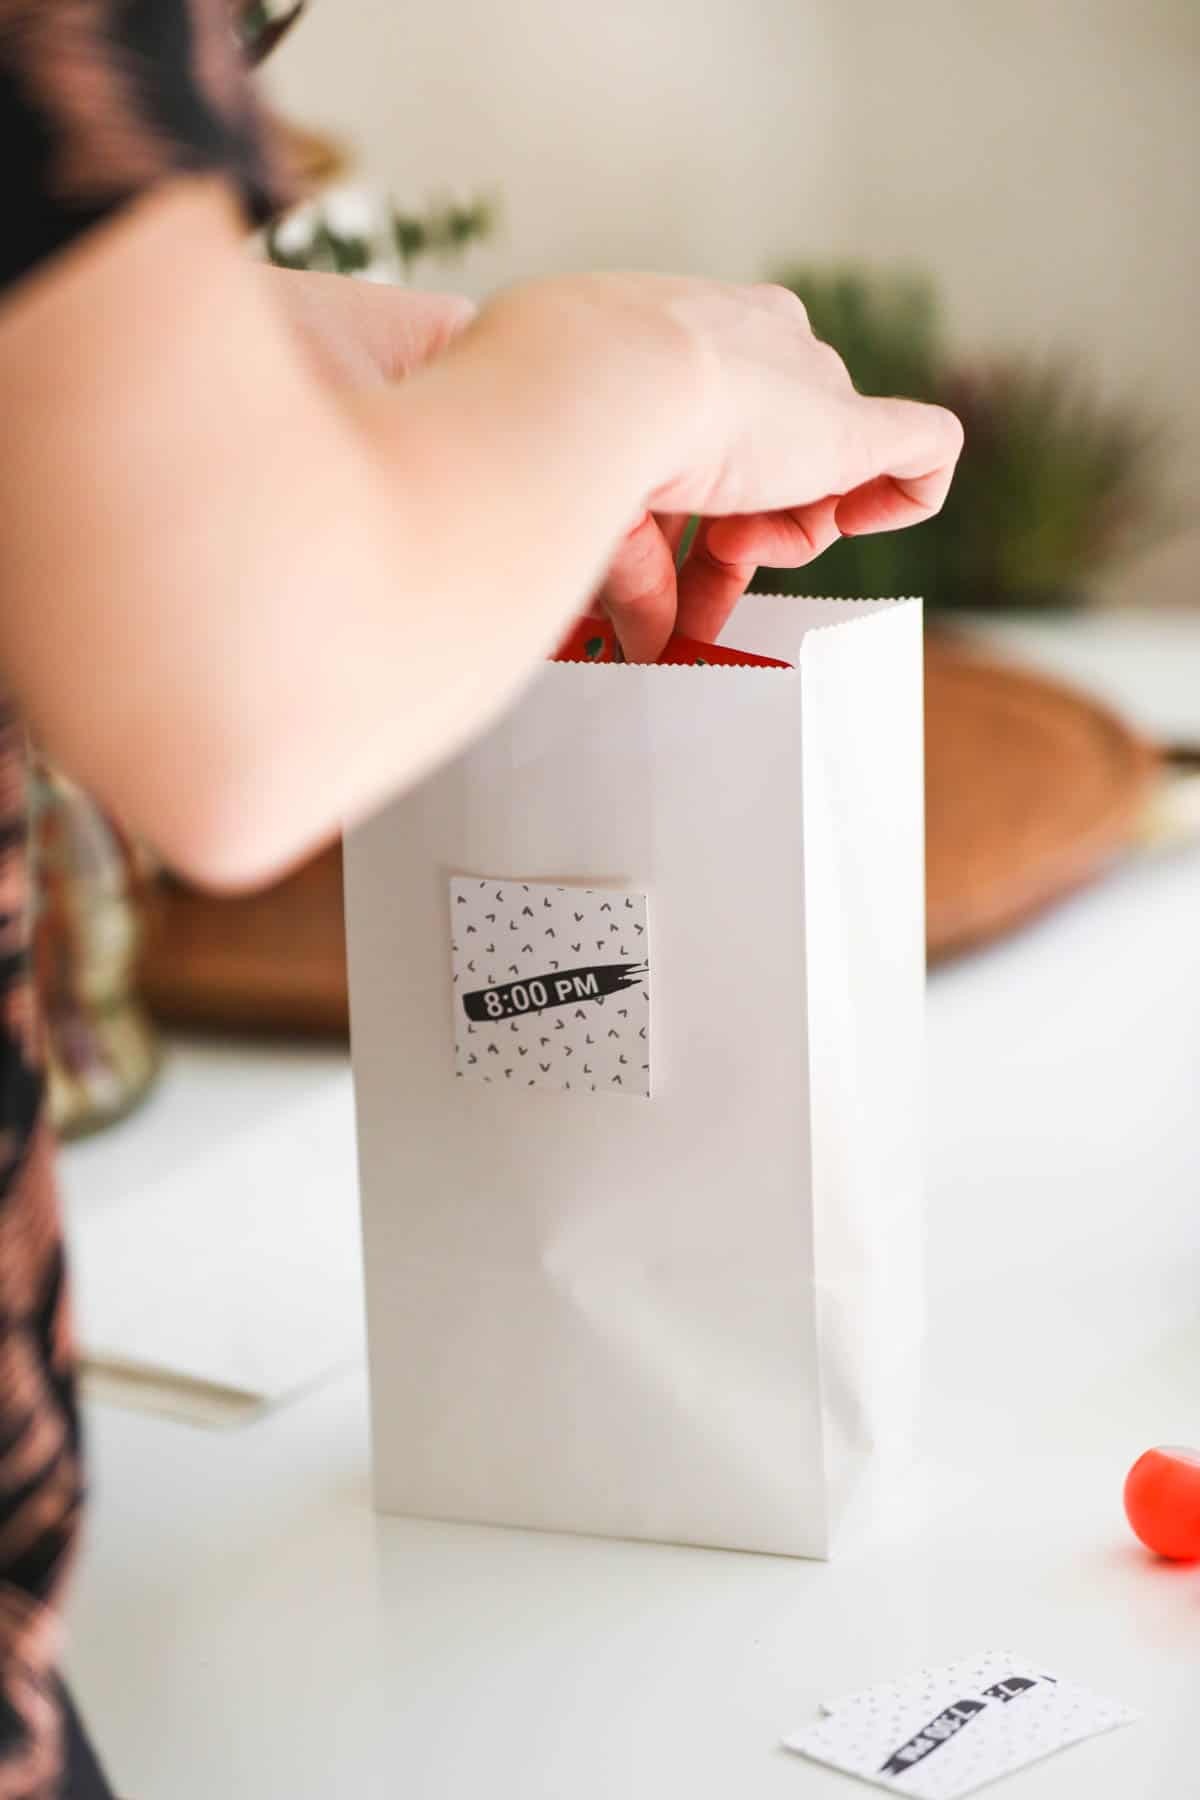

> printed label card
[785,1651,1138,1798]
[450,877,649,1097]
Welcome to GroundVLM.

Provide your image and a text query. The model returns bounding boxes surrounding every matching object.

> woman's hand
[0,183,962,887]
[494,276,962,660]
[262,268,955,663]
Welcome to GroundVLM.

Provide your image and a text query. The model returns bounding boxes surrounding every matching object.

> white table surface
[63,613,1200,1799]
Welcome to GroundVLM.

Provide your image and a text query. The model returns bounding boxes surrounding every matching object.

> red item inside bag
[553,618,792,670]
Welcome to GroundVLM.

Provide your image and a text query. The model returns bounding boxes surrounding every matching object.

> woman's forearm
[0,182,693,886]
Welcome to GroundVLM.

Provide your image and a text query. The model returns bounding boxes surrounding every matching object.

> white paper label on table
[450,877,650,1097]
[785,1650,1138,1797]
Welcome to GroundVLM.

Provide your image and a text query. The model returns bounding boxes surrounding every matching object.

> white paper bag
[345,594,924,1557]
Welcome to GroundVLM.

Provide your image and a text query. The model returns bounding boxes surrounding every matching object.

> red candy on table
[1123,1446,1200,1560]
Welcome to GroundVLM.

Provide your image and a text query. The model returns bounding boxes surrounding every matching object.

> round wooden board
[925,632,1159,963]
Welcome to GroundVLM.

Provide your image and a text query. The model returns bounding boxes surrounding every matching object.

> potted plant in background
[756,267,1183,961]
[752,265,1172,612]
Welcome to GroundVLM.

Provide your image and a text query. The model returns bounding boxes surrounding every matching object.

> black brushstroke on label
[981,1678,1037,1704]
[462,962,647,1023]
[878,1675,1043,1778]
[878,1699,985,1776]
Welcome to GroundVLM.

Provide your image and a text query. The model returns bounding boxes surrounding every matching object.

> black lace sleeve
[0,0,299,292]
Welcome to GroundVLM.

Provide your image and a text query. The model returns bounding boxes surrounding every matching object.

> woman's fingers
[835,468,950,535]
[598,513,679,661]
[596,389,962,659]
[834,476,923,536]
[836,396,963,534]
[674,497,841,641]
[655,512,692,560]
[705,495,842,571]
[672,521,758,644]
[599,509,753,658]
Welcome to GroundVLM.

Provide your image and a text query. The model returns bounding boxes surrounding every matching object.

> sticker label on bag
[450,877,650,1097]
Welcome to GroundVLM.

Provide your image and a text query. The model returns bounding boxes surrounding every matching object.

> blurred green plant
[265,192,498,280]
[390,196,497,276]
[753,265,1173,610]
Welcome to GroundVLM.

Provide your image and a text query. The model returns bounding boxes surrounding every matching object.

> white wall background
[270,0,1199,606]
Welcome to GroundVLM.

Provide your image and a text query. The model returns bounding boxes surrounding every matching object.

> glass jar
[30,760,161,1138]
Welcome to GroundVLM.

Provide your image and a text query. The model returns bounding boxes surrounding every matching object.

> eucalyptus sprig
[391,195,499,276]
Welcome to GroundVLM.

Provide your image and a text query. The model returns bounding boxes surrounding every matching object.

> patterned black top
[0,5,291,1791]
[0,0,289,288]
